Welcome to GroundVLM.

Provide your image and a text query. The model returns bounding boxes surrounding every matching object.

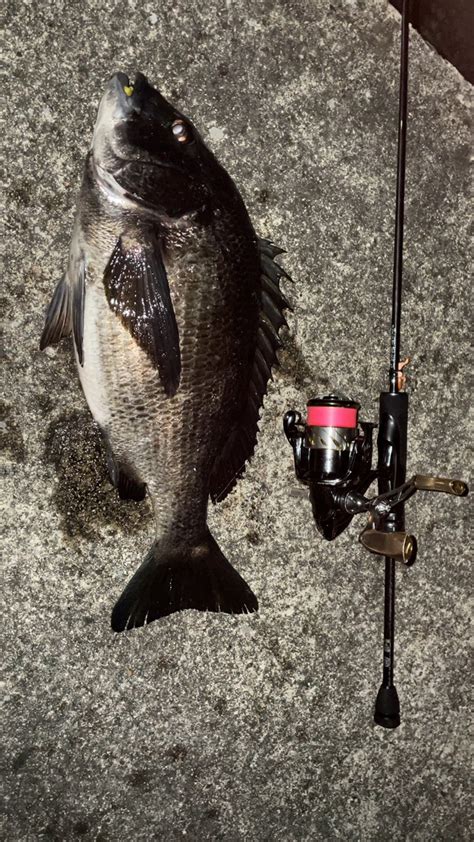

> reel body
[284,396,376,540]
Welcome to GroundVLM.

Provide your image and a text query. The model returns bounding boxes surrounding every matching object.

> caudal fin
[111,531,258,632]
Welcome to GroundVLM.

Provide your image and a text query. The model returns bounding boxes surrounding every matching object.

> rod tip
[374,685,400,729]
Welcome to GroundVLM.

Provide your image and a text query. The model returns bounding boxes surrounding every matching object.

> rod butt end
[374,685,400,729]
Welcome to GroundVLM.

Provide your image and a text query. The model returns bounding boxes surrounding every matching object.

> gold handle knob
[359,529,417,565]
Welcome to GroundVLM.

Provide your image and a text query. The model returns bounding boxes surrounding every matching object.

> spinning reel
[284,393,467,566]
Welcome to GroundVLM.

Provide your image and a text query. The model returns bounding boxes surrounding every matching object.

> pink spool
[307,405,358,428]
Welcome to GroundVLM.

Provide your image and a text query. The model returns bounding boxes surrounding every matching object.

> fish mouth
[111,71,148,111]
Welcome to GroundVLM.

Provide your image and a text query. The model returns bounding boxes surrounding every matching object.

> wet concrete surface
[2,0,472,839]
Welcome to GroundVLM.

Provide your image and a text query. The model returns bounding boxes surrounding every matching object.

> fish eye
[171,119,191,143]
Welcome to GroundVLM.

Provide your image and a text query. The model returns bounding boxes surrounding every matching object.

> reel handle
[414,475,468,496]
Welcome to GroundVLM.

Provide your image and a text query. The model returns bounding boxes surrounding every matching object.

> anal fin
[104,436,147,502]
[115,466,147,502]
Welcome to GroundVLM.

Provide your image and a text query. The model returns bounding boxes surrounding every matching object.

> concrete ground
[2,0,472,839]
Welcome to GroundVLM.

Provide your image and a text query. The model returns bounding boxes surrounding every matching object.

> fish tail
[111,530,258,632]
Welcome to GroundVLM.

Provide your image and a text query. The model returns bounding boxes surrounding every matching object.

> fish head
[92,72,222,219]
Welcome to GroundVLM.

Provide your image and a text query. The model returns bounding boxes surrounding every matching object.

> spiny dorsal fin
[210,237,292,503]
[103,234,181,397]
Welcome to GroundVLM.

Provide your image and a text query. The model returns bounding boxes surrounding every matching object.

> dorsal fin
[209,238,292,503]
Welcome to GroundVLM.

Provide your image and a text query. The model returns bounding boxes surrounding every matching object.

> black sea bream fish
[40,72,290,632]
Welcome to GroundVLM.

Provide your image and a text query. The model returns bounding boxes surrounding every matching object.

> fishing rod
[283,0,468,727]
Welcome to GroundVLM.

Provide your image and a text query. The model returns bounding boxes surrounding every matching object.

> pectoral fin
[40,257,86,365]
[39,275,72,351]
[72,260,86,366]
[103,235,181,397]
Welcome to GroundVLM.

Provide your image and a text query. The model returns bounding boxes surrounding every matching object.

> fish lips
[110,72,175,121]
[110,71,149,115]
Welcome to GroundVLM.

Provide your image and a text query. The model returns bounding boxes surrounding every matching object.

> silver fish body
[40,73,290,631]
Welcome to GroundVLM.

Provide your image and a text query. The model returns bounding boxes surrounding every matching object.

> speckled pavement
[2,1,472,839]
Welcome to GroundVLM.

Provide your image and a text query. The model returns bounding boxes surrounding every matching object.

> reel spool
[305,396,360,481]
